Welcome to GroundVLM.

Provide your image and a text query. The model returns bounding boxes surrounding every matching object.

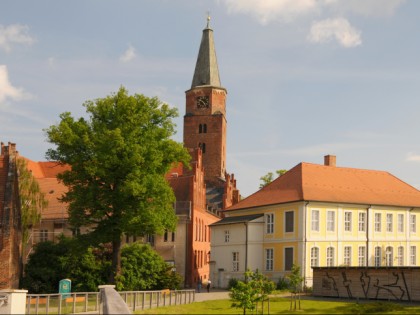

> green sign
[59,279,71,299]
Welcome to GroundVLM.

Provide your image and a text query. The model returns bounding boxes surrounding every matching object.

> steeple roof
[191,17,222,88]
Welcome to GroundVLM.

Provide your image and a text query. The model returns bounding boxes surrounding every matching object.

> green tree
[44,87,190,283]
[116,242,182,291]
[287,263,304,311]
[259,169,287,188]
[230,269,275,315]
[21,237,109,293]
[17,158,47,247]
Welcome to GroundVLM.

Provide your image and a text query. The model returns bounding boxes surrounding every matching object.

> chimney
[324,155,336,167]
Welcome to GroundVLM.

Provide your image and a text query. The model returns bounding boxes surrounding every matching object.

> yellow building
[210,155,420,288]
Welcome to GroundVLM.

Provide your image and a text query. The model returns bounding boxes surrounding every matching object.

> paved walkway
[194,289,230,302]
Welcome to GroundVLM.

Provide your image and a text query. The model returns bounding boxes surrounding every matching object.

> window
[164,230,168,242]
[398,214,404,233]
[311,247,319,267]
[285,211,294,233]
[385,246,393,266]
[386,213,393,232]
[265,249,274,271]
[411,246,416,265]
[358,246,366,266]
[198,124,207,134]
[146,234,155,246]
[327,247,334,267]
[198,142,206,153]
[40,229,48,242]
[410,214,416,233]
[266,213,274,234]
[285,247,294,271]
[358,212,366,232]
[311,210,320,231]
[374,246,381,267]
[327,211,335,232]
[344,246,351,266]
[344,212,352,232]
[232,252,239,272]
[397,246,404,266]
[375,213,381,232]
[171,232,175,242]
[224,230,230,243]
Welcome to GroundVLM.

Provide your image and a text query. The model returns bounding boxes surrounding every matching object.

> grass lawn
[134,296,420,314]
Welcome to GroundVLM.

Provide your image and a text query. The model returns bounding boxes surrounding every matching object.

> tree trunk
[109,236,122,284]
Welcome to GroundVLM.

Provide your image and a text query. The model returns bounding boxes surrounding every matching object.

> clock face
[196,96,209,109]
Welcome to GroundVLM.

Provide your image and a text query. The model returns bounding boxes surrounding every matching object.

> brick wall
[313,267,420,302]
[0,142,22,290]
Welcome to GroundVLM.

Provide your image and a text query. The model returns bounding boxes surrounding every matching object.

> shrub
[276,276,289,290]
[228,278,239,290]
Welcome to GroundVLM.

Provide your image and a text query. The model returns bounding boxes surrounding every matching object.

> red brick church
[0,19,240,289]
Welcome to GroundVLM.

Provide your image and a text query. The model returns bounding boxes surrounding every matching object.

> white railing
[25,289,195,314]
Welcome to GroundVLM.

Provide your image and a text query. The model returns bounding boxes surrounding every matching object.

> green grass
[134,297,420,314]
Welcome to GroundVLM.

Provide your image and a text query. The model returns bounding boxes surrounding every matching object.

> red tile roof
[25,159,69,220]
[227,162,420,211]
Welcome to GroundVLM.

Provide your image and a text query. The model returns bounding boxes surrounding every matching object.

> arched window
[386,246,393,266]
[311,247,319,267]
[203,124,207,133]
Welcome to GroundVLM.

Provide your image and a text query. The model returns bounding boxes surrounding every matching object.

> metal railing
[25,289,195,314]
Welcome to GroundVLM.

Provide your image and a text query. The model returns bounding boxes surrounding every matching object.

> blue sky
[1,0,419,197]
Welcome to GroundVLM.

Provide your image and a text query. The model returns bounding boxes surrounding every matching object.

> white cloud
[223,0,320,24]
[406,153,420,162]
[119,44,136,63]
[0,24,35,52]
[0,65,27,103]
[222,0,405,24]
[308,18,362,48]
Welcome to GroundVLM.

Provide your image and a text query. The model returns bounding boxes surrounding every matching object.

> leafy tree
[44,87,190,283]
[287,264,304,311]
[259,169,287,188]
[116,242,182,291]
[21,237,109,293]
[230,269,275,315]
[17,158,47,247]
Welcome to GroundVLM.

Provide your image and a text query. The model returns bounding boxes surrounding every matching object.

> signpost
[59,279,71,299]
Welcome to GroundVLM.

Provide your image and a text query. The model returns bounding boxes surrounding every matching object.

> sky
[1,0,420,197]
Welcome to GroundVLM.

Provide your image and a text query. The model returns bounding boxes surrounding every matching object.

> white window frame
[358,212,366,232]
[40,229,48,242]
[266,213,274,234]
[343,246,351,266]
[411,246,416,265]
[398,214,404,233]
[326,247,334,267]
[310,247,319,267]
[375,213,381,232]
[265,248,274,271]
[327,211,335,232]
[410,214,416,233]
[232,252,239,272]
[358,246,366,266]
[344,212,352,232]
[374,246,381,267]
[386,213,393,232]
[224,230,230,243]
[311,210,320,231]
[385,246,393,266]
[397,246,404,266]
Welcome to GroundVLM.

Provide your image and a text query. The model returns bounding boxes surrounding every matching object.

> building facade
[21,19,239,289]
[210,155,420,288]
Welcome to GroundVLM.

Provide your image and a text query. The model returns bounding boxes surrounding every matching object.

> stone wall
[313,267,420,302]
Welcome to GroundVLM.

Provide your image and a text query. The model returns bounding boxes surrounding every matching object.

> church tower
[184,17,227,185]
